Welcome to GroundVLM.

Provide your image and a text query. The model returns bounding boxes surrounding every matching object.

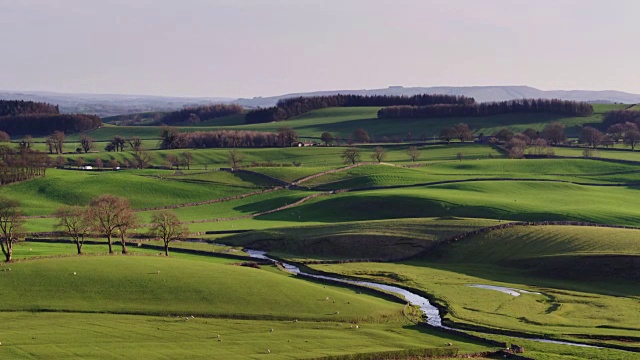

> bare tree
[55,156,66,168]
[89,195,131,254]
[115,207,138,254]
[320,132,334,146]
[580,126,604,149]
[21,135,33,149]
[353,128,370,143]
[150,211,187,256]
[53,131,65,154]
[47,131,65,154]
[440,127,457,143]
[55,206,91,254]
[181,151,193,170]
[277,127,298,147]
[624,129,640,150]
[505,138,527,159]
[407,146,420,162]
[94,158,104,169]
[370,146,387,163]
[453,123,474,142]
[528,138,553,156]
[166,155,180,170]
[111,136,126,152]
[75,157,85,169]
[128,136,143,151]
[0,197,22,262]
[341,148,361,165]
[45,136,56,154]
[80,134,95,153]
[228,149,244,170]
[542,122,565,145]
[133,148,152,169]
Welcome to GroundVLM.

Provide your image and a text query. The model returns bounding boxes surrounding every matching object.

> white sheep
[269,328,273,332]
[266,349,271,354]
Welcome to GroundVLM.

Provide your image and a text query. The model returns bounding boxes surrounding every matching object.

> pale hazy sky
[1,0,638,98]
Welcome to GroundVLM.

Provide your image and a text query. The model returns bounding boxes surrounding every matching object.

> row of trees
[160,104,244,125]
[0,146,49,185]
[245,94,475,124]
[378,99,594,119]
[0,114,102,136]
[579,123,640,150]
[339,146,421,165]
[440,123,474,143]
[0,195,187,262]
[158,126,299,149]
[0,100,59,117]
[602,110,640,129]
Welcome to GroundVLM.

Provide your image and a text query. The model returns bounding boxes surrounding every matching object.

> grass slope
[303,158,640,190]
[221,217,502,261]
[0,312,490,359]
[428,225,640,281]
[0,256,404,322]
[0,169,273,216]
[238,104,625,138]
[261,181,640,226]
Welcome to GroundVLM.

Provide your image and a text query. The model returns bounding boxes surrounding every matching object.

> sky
[0,0,638,98]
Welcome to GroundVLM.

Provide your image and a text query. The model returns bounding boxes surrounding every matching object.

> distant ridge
[1,86,639,117]
[234,86,640,108]
[0,90,233,117]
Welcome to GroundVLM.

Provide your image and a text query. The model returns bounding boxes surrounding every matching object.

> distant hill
[234,86,640,107]
[2,86,639,118]
[0,90,234,118]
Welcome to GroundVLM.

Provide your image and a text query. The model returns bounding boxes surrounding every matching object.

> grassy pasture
[307,224,640,351]
[302,158,640,190]
[227,103,622,138]
[57,143,504,171]
[0,312,490,359]
[0,256,406,322]
[552,146,640,162]
[259,181,640,226]
[311,260,640,350]
[221,217,502,261]
[0,169,273,216]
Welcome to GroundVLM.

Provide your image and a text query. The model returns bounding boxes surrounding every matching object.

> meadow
[3,104,640,359]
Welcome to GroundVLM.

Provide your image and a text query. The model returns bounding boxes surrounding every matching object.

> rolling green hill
[222,217,502,261]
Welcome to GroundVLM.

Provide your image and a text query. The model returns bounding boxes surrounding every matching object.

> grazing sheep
[355,325,359,329]
[335,311,339,315]
[269,328,273,332]
[73,272,76,275]
[445,342,452,346]
[266,349,270,354]
[217,335,220,339]
[157,270,160,274]
[325,297,329,301]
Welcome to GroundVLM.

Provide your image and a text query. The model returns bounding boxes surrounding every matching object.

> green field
[222,217,502,261]
[310,224,640,352]
[4,104,640,359]
[0,249,493,359]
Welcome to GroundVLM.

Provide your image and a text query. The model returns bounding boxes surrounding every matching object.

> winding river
[245,248,600,349]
